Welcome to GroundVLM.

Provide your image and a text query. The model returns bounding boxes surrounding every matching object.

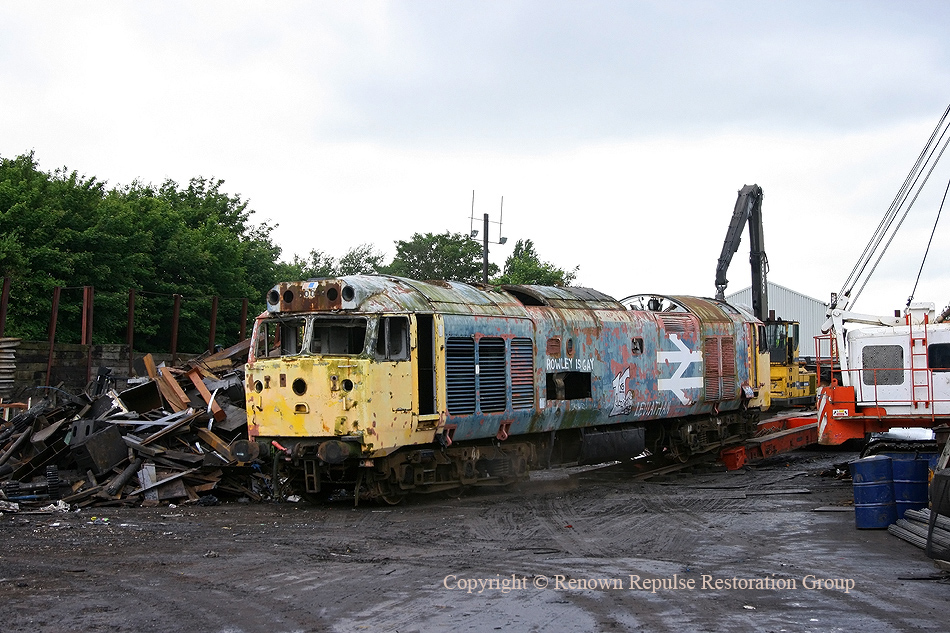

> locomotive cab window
[309,317,368,355]
[256,317,306,358]
[375,316,409,361]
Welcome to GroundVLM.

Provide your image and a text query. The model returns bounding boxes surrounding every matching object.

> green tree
[493,239,578,287]
[277,243,385,281]
[281,249,336,280]
[385,232,497,283]
[338,243,385,276]
[0,153,288,351]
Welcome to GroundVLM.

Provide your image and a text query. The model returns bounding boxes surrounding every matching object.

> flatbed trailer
[720,412,818,470]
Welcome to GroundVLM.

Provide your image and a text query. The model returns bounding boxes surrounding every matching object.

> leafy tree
[338,243,385,276]
[0,153,287,351]
[280,249,336,281]
[493,239,578,287]
[385,231,497,283]
[278,243,385,280]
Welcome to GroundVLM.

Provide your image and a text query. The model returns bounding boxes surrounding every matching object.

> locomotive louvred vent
[659,315,691,333]
[704,336,737,402]
[478,337,507,413]
[446,337,476,414]
[721,337,737,400]
[705,337,721,401]
[511,338,534,409]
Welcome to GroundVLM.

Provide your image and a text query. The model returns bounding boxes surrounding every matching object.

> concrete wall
[11,340,193,397]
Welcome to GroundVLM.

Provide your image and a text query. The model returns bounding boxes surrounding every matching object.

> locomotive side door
[374,314,413,418]
[414,313,442,431]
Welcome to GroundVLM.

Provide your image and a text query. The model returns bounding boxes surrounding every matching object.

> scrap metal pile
[0,341,267,511]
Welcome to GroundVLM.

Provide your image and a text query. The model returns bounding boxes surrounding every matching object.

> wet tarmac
[1,447,947,632]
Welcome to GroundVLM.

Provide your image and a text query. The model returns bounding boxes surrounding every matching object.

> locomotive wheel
[379,493,405,506]
[668,442,689,463]
[370,480,406,505]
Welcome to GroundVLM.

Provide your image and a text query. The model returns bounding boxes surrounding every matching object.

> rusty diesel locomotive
[244,276,771,502]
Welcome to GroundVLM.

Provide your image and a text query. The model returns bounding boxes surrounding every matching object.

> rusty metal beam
[170,294,181,365]
[208,295,219,353]
[126,288,135,376]
[82,286,94,383]
[482,213,489,285]
[46,286,61,386]
[745,423,818,461]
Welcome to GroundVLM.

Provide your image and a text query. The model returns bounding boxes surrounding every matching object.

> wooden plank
[142,353,159,380]
[205,338,251,363]
[745,488,811,495]
[150,375,178,412]
[157,369,190,412]
[186,368,225,422]
[196,428,233,462]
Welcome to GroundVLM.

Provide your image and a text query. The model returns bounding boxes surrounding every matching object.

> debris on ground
[888,508,950,566]
[0,340,269,510]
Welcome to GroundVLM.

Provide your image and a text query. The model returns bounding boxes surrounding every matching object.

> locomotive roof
[264,275,751,323]
[265,275,626,317]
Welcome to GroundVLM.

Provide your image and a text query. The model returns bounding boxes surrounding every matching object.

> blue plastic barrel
[892,458,930,519]
[850,455,897,529]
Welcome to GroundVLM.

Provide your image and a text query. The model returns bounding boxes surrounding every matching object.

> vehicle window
[375,317,409,361]
[255,318,306,358]
[929,343,950,372]
[310,318,367,355]
[862,344,904,386]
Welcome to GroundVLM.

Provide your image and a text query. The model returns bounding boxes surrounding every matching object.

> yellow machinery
[765,320,816,407]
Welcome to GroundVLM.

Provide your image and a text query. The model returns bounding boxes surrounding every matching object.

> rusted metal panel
[670,295,735,323]
[502,284,625,310]
[267,276,625,319]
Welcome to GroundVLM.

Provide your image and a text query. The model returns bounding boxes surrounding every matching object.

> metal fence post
[46,286,61,386]
[208,295,219,353]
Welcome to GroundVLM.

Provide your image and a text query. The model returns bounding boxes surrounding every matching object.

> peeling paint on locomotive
[245,276,770,500]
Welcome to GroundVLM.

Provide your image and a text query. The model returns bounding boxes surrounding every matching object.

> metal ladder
[907,312,932,410]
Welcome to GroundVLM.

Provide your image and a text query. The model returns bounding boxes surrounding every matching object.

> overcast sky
[2,1,949,317]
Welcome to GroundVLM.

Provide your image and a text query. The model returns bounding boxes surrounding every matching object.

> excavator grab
[715,184,816,407]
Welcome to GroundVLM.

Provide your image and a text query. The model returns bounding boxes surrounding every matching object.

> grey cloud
[313,0,950,147]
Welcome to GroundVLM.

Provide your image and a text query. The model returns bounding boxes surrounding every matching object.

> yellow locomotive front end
[245,278,443,499]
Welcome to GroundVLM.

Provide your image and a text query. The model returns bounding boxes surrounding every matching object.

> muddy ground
[1,447,947,632]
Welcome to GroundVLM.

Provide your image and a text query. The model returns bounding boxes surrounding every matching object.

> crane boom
[714,184,768,322]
